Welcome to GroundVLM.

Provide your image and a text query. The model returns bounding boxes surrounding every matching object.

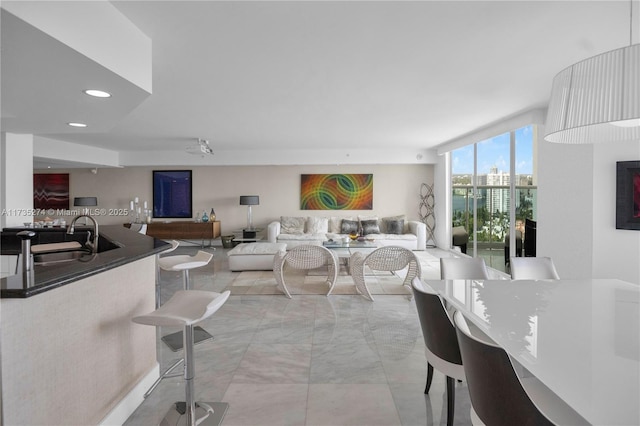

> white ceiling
[1,1,634,167]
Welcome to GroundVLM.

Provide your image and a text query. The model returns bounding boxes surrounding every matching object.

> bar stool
[158,250,214,351]
[133,290,230,426]
[156,240,180,308]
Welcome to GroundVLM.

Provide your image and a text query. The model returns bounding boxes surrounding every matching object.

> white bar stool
[156,240,180,308]
[158,250,214,351]
[133,289,231,426]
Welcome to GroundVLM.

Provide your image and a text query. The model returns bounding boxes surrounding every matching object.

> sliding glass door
[451,125,537,271]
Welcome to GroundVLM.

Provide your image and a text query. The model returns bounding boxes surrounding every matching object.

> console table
[126,221,221,246]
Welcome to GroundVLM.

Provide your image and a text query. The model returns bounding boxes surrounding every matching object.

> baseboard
[99,363,160,426]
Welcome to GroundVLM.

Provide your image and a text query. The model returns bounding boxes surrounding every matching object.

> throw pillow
[360,219,380,235]
[329,216,346,234]
[340,219,359,234]
[280,216,306,234]
[383,215,407,233]
[306,216,329,234]
[386,219,405,235]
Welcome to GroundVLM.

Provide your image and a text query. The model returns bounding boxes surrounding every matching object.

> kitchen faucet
[67,215,99,254]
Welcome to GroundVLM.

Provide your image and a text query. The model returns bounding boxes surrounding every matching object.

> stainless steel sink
[33,250,96,265]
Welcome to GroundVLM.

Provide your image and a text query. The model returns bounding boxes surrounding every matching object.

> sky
[451,125,534,175]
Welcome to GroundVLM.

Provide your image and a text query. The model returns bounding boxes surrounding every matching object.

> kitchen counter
[0,224,170,424]
[1,225,170,298]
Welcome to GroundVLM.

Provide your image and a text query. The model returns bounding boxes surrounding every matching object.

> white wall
[1,133,34,227]
[433,152,450,249]
[537,140,594,280]
[591,141,640,283]
[34,137,120,168]
[538,138,640,284]
[34,164,433,235]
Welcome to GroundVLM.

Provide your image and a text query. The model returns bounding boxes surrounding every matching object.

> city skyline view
[452,125,534,175]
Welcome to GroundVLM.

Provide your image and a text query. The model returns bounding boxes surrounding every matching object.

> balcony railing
[452,185,537,251]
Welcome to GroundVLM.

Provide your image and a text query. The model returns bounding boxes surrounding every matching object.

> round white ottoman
[227,242,287,271]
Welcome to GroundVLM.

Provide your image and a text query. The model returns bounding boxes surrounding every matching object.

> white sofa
[267,215,426,251]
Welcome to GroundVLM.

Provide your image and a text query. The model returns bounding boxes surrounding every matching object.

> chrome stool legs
[133,290,230,426]
[158,324,228,426]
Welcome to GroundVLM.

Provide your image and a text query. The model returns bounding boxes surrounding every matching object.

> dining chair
[510,256,560,280]
[440,257,489,280]
[453,310,554,426]
[412,277,465,426]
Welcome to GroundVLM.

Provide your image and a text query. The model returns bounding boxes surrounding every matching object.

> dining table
[424,278,640,426]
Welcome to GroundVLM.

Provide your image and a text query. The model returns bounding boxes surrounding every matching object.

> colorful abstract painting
[301,174,373,210]
[33,173,69,210]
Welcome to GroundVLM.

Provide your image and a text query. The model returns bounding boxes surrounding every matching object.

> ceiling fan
[186,138,214,156]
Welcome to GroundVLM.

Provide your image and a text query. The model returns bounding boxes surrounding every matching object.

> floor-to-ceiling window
[451,125,537,271]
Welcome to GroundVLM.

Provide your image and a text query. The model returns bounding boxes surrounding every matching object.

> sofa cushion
[385,219,405,235]
[281,216,306,234]
[306,216,329,234]
[360,219,380,235]
[277,233,327,241]
[340,219,359,234]
[366,233,417,241]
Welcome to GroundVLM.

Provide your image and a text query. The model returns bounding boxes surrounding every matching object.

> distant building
[486,166,510,212]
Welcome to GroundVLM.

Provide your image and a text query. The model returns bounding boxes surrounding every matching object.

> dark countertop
[1,225,170,298]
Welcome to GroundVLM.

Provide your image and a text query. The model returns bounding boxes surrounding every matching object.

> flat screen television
[153,170,193,219]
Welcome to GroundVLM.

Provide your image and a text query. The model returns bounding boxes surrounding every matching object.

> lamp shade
[73,197,97,207]
[544,43,640,144]
[239,195,259,206]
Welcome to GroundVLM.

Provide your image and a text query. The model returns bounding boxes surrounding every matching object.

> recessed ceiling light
[68,122,87,128]
[84,89,111,98]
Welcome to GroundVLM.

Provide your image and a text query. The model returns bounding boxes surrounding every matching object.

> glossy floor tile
[124,247,474,426]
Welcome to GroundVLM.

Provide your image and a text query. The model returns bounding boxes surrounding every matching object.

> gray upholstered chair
[452,226,469,253]
[440,257,489,280]
[350,246,421,301]
[273,245,339,298]
[504,229,523,266]
[510,256,560,280]
[412,278,465,426]
[453,311,555,426]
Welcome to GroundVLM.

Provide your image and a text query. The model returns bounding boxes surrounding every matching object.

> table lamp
[239,195,259,231]
[73,197,97,224]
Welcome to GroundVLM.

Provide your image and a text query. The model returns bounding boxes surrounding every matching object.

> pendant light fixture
[544,1,640,144]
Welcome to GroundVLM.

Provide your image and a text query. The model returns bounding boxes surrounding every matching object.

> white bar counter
[0,226,166,425]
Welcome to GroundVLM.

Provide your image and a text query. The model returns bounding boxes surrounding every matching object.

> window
[451,125,537,271]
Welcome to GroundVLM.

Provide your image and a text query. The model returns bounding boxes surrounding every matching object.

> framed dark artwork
[616,161,640,230]
[153,170,193,219]
[33,173,69,210]
[300,174,373,210]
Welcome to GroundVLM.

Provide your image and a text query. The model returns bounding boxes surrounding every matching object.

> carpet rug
[226,250,441,296]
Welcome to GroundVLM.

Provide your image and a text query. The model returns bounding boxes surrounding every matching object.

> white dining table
[425,278,640,426]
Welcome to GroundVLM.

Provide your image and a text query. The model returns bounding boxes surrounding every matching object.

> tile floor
[124,247,475,426]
